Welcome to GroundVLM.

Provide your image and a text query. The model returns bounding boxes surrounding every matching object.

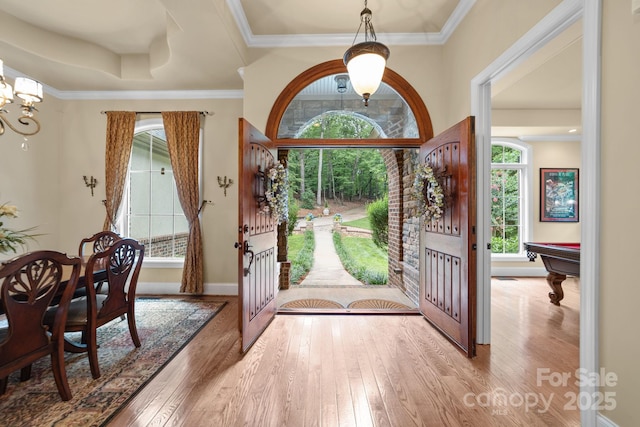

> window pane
[172,182,182,211]
[151,172,175,215]
[491,166,521,254]
[491,144,521,163]
[126,124,195,260]
[174,215,189,258]
[130,172,150,215]
[131,134,150,170]
[278,74,418,139]
[129,215,149,241]
[151,135,171,172]
[150,215,175,257]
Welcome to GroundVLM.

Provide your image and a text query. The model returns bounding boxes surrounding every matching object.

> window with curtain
[118,119,190,260]
[490,139,532,257]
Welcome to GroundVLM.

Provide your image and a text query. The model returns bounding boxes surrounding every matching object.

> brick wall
[138,233,188,257]
[402,149,421,303]
[381,148,420,305]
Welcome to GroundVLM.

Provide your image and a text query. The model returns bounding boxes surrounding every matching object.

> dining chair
[47,238,144,379]
[78,230,122,258]
[0,250,81,401]
[78,230,122,294]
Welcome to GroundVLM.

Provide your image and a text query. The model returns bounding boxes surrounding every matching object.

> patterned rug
[0,297,226,427]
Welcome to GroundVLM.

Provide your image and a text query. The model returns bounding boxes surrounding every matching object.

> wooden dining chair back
[0,251,81,401]
[78,230,122,258]
[57,238,144,379]
[78,231,122,295]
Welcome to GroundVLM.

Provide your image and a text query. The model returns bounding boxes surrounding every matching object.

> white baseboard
[598,412,619,427]
[491,267,548,277]
[136,282,238,296]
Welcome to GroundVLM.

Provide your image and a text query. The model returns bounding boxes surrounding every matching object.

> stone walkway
[276,206,417,309]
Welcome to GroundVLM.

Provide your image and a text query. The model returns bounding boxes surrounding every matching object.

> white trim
[50,89,244,101]
[137,282,238,296]
[225,0,476,47]
[519,134,582,142]
[472,2,601,426]
[491,267,548,277]
[581,1,601,426]
[597,413,620,427]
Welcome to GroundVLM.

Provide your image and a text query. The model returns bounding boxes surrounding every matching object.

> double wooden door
[238,117,476,357]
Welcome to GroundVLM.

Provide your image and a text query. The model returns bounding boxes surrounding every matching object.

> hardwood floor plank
[106,277,580,427]
[329,317,357,427]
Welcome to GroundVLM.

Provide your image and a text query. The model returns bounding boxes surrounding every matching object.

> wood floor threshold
[277,308,421,315]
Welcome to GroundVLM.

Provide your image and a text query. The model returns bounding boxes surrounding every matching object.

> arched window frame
[491,138,533,260]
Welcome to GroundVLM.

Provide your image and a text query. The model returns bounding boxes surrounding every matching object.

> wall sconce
[217,176,233,197]
[83,175,97,196]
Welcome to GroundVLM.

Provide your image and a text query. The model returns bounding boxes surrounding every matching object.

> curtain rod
[100,110,213,116]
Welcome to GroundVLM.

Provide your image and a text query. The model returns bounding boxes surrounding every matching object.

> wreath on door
[412,163,444,221]
[260,162,289,224]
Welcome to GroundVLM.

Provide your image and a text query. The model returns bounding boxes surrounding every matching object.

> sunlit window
[119,119,190,260]
[491,139,532,256]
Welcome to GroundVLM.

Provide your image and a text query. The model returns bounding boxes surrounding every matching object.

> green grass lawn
[333,233,388,284]
[287,231,314,285]
[341,217,371,230]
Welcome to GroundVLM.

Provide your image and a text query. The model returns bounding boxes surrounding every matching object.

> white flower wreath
[262,162,289,224]
[412,163,444,221]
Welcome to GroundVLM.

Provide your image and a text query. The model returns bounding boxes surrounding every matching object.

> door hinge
[487,243,491,250]
[472,243,477,250]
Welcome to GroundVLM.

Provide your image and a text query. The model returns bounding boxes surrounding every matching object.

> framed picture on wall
[540,168,579,222]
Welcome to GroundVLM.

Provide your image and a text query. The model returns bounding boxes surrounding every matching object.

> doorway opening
[277,146,418,312]
[265,60,433,314]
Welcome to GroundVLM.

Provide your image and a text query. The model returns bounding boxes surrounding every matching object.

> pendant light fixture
[343,0,389,107]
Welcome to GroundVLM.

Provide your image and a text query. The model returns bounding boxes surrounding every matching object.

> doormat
[348,299,414,310]
[280,298,344,309]
[0,297,226,427]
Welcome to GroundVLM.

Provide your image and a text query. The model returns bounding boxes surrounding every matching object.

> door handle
[243,241,254,277]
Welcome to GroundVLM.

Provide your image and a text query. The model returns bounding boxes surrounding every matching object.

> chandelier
[343,0,389,107]
[0,59,44,141]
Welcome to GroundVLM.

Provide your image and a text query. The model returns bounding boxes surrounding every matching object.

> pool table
[523,242,580,305]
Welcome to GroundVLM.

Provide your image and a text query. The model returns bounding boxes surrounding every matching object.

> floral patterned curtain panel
[103,111,136,232]
[162,111,204,294]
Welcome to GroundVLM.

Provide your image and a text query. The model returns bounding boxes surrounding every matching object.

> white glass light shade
[346,52,387,97]
[0,81,13,108]
[343,41,389,104]
[0,59,4,79]
[14,77,43,104]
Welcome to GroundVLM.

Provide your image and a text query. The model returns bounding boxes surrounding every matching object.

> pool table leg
[546,272,566,305]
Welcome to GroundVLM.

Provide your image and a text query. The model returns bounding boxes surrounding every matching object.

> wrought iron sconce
[83,175,97,197]
[217,176,233,197]
[198,199,213,214]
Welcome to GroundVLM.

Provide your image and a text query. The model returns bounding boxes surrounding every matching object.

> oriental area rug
[0,297,226,427]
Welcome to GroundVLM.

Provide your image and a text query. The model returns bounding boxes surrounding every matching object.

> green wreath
[412,163,444,221]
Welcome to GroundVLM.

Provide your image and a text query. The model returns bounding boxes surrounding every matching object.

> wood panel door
[419,117,477,357]
[238,118,278,353]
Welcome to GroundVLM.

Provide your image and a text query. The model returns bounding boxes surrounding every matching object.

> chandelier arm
[0,111,41,137]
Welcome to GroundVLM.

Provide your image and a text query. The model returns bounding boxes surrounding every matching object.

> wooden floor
[108,277,580,426]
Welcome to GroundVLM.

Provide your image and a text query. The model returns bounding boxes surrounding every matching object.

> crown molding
[226,0,476,47]
[51,89,244,101]
[5,64,243,100]
[518,134,582,142]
